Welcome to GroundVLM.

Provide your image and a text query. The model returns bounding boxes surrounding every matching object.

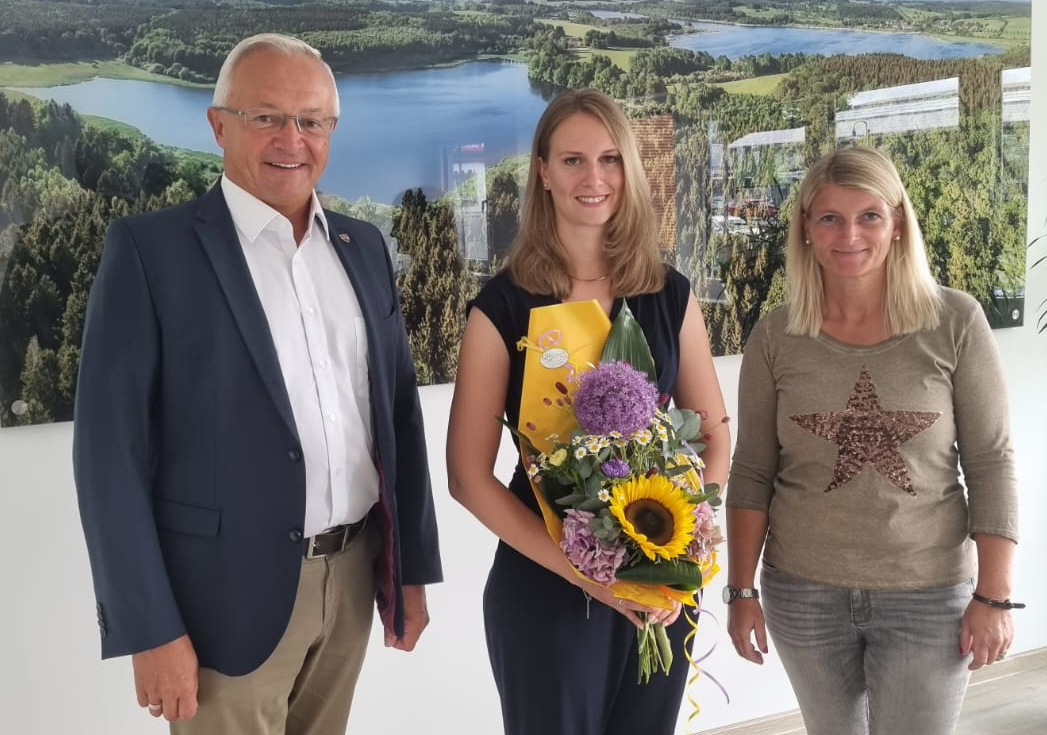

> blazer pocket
[154,498,221,538]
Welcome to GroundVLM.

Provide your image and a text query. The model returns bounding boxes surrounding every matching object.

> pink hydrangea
[560,509,626,585]
[687,501,723,564]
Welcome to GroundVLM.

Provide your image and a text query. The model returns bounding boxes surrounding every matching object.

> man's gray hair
[212,33,340,117]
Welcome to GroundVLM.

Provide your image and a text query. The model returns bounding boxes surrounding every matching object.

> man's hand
[132,634,199,721]
[385,585,430,651]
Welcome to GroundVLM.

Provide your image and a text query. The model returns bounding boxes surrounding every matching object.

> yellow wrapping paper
[516,300,695,610]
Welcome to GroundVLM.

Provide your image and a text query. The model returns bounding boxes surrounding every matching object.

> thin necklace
[570,273,609,283]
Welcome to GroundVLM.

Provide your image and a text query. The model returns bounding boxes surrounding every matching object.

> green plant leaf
[577,498,607,512]
[585,474,603,494]
[676,412,701,442]
[601,301,657,383]
[615,558,704,590]
[554,491,589,506]
[496,415,538,455]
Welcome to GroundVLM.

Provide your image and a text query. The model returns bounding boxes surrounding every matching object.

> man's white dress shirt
[222,176,379,537]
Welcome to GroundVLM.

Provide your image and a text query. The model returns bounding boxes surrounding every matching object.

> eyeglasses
[213,107,338,138]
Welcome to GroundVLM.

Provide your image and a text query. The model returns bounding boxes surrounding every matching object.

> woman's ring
[148,703,162,713]
[618,599,624,607]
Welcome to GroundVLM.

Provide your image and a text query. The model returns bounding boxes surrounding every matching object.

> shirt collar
[220,174,329,245]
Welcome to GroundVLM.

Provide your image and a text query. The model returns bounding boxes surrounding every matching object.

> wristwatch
[722,586,759,604]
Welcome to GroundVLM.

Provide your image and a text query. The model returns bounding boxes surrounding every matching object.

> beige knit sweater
[727,287,1018,589]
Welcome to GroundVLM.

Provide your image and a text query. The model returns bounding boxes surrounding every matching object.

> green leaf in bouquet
[667,408,684,429]
[601,301,657,384]
[615,558,705,590]
[496,415,540,455]
[663,464,691,478]
[577,460,593,479]
[577,497,608,512]
[703,482,723,507]
[597,446,611,462]
[676,413,702,442]
[537,478,570,519]
[555,491,590,507]
[590,512,621,542]
[585,474,604,495]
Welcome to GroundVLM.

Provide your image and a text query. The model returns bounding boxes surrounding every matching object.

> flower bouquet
[510,300,723,683]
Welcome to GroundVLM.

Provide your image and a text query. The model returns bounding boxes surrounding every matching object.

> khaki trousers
[172,525,377,735]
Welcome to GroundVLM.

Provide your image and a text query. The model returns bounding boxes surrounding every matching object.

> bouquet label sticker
[539,347,569,369]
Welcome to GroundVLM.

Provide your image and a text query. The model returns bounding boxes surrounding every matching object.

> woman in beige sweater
[725,146,1020,735]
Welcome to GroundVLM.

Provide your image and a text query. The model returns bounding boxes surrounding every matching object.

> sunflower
[609,475,696,560]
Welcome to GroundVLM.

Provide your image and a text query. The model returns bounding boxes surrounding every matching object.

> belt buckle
[305,525,349,560]
[305,534,324,560]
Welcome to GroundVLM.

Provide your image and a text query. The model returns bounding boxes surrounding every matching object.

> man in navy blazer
[73,34,441,732]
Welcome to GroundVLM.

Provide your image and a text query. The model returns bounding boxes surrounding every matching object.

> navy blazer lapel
[194,187,299,439]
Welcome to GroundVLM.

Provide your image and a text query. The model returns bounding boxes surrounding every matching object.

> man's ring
[997,651,1008,662]
[618,599,624,607]
[148,703,162,713]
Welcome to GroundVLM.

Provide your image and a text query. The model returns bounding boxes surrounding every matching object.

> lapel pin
[338,233,351,243]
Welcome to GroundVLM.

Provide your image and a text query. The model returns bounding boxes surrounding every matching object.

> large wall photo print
[0,0,1032,427]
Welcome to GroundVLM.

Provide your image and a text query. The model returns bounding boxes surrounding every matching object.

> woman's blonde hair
[785,145,941,337]
[506,88,663,298]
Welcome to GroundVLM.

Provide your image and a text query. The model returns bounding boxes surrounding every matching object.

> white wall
[2,14,1044,732]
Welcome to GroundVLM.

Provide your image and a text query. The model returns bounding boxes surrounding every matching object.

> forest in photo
[0,0,1032,425]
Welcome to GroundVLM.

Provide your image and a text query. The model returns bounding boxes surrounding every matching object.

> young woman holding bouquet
[447,88,730,734]
[726,146,1020,735]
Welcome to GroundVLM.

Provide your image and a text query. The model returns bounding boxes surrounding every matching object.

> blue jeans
[761,563,973,735]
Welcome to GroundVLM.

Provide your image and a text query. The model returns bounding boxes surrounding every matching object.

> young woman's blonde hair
[506,88,664,298]
[785,145,941,337]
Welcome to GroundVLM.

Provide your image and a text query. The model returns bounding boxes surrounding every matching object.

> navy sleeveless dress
[469,266,695,735]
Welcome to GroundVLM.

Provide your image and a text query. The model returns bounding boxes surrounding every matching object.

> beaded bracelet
[972,592,1026,610]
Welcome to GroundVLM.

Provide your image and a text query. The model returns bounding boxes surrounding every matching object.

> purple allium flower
[572,361,658,436]
[686,501,724,564]
[561,509,627,585]
[601,458,631,479]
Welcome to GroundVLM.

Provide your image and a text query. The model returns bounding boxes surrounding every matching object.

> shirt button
[335,468,343,477]
[288,529,303,542]
[288,448,302,462]
[306,307,317,316]
[317,360,327,369]
[328,413,337,422]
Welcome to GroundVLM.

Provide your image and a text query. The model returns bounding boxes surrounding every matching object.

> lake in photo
[18,60,554,204]
[670,21,1003,59]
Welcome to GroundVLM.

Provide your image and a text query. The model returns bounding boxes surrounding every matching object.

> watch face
[723,586,756,603]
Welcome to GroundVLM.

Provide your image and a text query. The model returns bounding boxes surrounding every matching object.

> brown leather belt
[304,517,367,560]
